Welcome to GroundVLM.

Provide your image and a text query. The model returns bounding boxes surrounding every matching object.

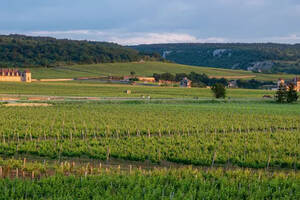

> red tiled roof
[0,68,23,76]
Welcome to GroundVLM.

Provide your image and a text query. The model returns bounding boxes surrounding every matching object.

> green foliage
[0,35,160,67]
[0,102,299,169]
[0,168,299,200]
[275,83,287,103]
[211,83,226,98]
[287,83,299,103]
[153,72,175,81]
[236,79,274,89]
[130,71,136,76]
[275,83,298,103]
[0,100,300,198]
[129,77,139,82]
[153,72,228,87]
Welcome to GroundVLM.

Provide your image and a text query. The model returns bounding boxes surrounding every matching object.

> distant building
[293,77,300,92]
[180,77,192,88]
[228,80,237,88]
[277,77,300,92]
[0,69,31,83]
[277,78,285,88]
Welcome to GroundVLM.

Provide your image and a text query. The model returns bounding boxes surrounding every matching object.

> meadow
[28,62,296,81]
[0,81,275,99]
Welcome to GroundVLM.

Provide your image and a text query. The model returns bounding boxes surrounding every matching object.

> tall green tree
[211,83,226,99]
[275,83,287,103]
[130,71,136,76]
[286,83,299,103]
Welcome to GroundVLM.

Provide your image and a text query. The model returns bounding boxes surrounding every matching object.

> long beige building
[0,69,31,83]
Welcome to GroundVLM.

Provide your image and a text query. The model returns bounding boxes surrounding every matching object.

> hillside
[28,62,295,81]
[131,43,300,74]
[0,34,160,67]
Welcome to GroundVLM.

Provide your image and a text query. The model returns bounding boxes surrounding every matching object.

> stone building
[0,69,31,83]
[277,77,300,92]
[277,78,285,88]
[180,77,192,88]
[228,80,238,88]
[293,77,300,92]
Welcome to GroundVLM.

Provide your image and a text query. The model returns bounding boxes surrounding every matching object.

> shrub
[211,83,226,98]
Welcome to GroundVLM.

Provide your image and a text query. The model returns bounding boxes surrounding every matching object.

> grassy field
[0,81,277,99]
[28,62,296,81]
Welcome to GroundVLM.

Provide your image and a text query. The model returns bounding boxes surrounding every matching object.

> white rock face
[162,51,172,59]
[212,49,231,57]
[247,61,274,72]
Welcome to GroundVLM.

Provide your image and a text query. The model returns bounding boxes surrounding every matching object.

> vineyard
[0,164,299,199]
[0,100,300,199]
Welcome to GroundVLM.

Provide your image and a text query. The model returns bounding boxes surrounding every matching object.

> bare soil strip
[209,75,256,79]
[3,103,51,107]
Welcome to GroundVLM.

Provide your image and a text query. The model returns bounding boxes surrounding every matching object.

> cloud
[9,29,300,44]
[110,33,228,45]
[1,0,300,43]
[266,34,300,44]
[26,30,228,45]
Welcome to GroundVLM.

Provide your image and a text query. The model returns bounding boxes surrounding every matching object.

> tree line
[0,34,161,68]
[152,72,228,87]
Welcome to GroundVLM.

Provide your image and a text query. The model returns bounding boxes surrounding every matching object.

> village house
[228,80,238,88]
[0,69,31,83]
[277,77,300,92]
[180,77,192,88]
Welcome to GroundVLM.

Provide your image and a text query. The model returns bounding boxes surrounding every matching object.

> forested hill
[131,43,300,74]
[0,35,160,67]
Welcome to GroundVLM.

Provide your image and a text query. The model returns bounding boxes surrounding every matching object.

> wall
[0,76,22,82]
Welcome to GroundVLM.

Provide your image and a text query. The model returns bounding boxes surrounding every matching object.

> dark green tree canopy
[211,83,226,99]
[153,72,228,87]
[275,83,287,103]
[0,34,160,67]
[275,83,298,103]
[286,83,299,103]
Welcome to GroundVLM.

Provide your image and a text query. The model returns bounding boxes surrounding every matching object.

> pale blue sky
[1,0,300,44]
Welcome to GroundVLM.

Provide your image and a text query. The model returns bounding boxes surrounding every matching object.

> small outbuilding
[180,77,192,88]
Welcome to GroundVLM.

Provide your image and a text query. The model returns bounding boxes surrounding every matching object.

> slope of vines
[0,102,299,169]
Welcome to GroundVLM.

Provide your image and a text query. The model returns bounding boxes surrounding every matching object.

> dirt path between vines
[6,154,297,173]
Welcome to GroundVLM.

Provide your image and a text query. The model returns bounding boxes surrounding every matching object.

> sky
[1,0,300,45]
